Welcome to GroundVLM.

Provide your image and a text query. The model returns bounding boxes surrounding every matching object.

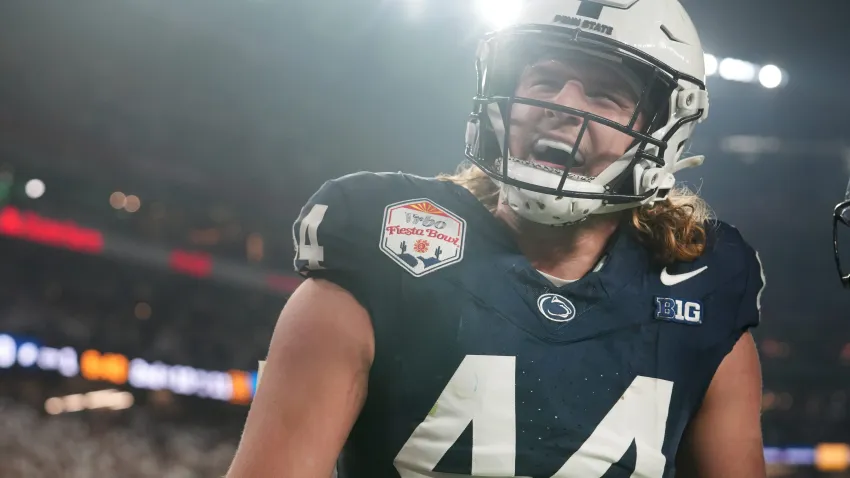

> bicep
[227,278,375,478]
[676,332,765,478]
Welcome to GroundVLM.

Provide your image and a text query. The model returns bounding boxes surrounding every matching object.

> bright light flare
[703,54,718,76]
[718,58,757,83]
[476,0,523,30]
[759,64,783,89]
[25,179,45,199]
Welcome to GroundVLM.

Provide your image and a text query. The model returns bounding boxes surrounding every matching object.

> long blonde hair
[437,164,712,265]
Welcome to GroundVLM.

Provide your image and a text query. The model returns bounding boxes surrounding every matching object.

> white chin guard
[497,159,606,226]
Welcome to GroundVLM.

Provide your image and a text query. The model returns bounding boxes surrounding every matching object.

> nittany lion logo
[537,293,577,323]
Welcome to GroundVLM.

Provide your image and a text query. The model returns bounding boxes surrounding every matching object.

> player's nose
[544,80,587,127]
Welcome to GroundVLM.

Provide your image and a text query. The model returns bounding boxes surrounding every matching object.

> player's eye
[534,79,564,91]
[589,88,635,110]
[527,72,565,90]
[586,89,620,104]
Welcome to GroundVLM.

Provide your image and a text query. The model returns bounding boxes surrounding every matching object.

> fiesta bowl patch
[379,199,467,277]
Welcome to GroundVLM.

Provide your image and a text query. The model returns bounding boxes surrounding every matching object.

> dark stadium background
[0,0,848,475]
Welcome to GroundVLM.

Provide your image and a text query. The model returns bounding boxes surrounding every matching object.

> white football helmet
[464,0,710,225]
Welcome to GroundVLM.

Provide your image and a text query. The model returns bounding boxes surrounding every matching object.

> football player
[228,0,767,477]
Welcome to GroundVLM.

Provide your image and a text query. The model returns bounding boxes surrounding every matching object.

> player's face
[508,54,645,178]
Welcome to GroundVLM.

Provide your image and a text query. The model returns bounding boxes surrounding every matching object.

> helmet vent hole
[536,202,545,210]
[524,202,531,210]
[660,25,688,45]
[677,140,687,153]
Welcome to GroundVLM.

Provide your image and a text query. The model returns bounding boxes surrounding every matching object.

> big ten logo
[654,297,702,325]
[80,349,129,384]
[404,213,446,230]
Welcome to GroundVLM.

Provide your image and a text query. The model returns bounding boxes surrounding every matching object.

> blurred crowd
[0,239,282,372]
[0,399,237,478]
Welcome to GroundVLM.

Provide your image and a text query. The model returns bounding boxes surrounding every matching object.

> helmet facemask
[834,177,850,288]
[465,25,708,225]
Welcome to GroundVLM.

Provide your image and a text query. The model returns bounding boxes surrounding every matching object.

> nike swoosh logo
[660,266,708,286]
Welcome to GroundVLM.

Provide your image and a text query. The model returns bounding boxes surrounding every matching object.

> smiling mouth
[529,138,589,175]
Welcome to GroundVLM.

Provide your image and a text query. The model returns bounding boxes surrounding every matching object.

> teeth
[533,139,585,165]
[495,157,595,182]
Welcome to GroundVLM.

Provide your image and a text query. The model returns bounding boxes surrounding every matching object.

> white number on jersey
[394,355,519,477]
[393,355,673,478]
[552,375,672,477]
[295,204,328,270]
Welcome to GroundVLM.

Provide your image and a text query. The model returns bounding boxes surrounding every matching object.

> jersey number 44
[394,355,673,478]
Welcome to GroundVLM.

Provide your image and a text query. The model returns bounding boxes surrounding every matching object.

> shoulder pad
[292,171,461,277]
[294,172,402,275]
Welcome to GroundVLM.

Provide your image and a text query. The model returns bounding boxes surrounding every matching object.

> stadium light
[704,54,718,77]
[718,58,758,83]
[44,389,134,415]
[0,332,255,403]
[759,64,783,89]
[17,342,39,367]
[110,192,127,210]
[706,54,788,88]
[0,334,15,368]
[125,195,141,213]
[476,0,523,30]
[24,179,45,199]
[44,397,63,415]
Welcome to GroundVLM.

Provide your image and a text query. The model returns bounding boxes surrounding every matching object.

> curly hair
[437,164,711,265]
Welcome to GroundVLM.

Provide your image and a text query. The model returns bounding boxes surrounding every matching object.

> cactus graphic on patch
[380,199,467,277]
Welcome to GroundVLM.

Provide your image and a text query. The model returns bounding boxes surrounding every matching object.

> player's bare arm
[675,332,766,478]
[226,278,375,478]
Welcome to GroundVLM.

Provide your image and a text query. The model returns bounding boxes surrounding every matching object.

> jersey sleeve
[707,221,765,333]
[293,178,352,275]
[734,245,765,331]
[701,221,765,337]
[291,175,394,316]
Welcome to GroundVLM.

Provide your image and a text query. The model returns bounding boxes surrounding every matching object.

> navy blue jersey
[292,172,764,478]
